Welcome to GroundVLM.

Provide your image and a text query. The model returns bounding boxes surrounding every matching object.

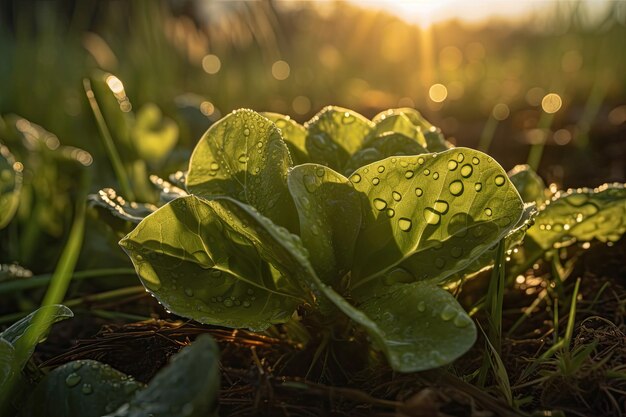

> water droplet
[372,177,380,185]
[433,200,449,214]
[447,160,458,170]
[81,383,93,395]
[185,288,194,297]
[457,153,465,162]
[417,301,426,312]
[377,165,385,173]
[453,314,472,328]
[210,162,219,171]
[484,208,493,216]
[374,198,387,211]
[351,173,361,183]
[72,362,83,371]
[385,267,414,285]
[494,175,505,186]
[417,157,425,164]
[315,167,325,177]
[311,225,320,236]
[423,208,441,225]
[415,188,423,197]
[440,305,457,322]
[386,208,395,218]
[401,352,416,365]
[243,128,250,136]
[405,170,414,179]
[223,299,233,307]
[449,180,464,196]
[303,175,317,193]
[423,169,430,176]
[460,164,473,178]
[475,182,483,192]
[472,157,480,165]
[435,257,445,268]
[243,301,251,308]
[65,373,82,387]
[238,154,249,164]
[398,218,412,231]
[451,247,463,258]
[392,191,402,201]
[256,141,263,149]
[382,311,394,322]
[433,172,440,180]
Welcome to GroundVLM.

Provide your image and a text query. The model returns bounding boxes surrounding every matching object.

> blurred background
[0,0,625,274]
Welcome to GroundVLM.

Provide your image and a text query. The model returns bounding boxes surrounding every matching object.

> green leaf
[348,148,524,291]
[262,112,309,164]
[131,103,179,165]
[0,338,20,416]
[0,304,73,368]
[88,188,157,224]
[21,360,144,417]
[527,183,626,251]
[371,114,427,148]
[119,195,310,331]
[0,144,23,229]
[186,109,297,231]
[508,164,548,205]
[358,282,476,371]
[343,132,428,177]
[305,106,373,170]
[287,164,361,284]
[372,108,451,152]
[110,334,220,417]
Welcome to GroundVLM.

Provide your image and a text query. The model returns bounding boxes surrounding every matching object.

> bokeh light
[429,83,448,103]
[272,60,291,80]
[541,93,562,114]
[202,54,221,74]
[492,103,510,121]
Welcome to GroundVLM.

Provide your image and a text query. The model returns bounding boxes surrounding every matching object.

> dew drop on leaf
[433,200,449,214]
[81,383,93,395]
[423,208,441,225]
[415,188,423,197]
[351,173,361,183]
[440,305,457,321]
[392,191,402,201]
[435,257,446,268]
[210,162,219,171]
[447,160,458,170]
[457,153,465,162]
[373,198,387,211]
[460,164,473,178]
[405,170,414,179]
[475,182,483,192]
[451,246,463,258]
[417,301,426,312]
[184,288,194,297]
[303,175,317,193]
[484,208,493,216]
[315,167,325,177]
[423,169,430,176]
[417,157,425,164]
[223,299,233,307]
[449,180,464,196]
[398,218,412,231]
[372,177,380,185]
[243,128,250,136]
[386,208,395,218]
[433,172,440,180]
[494,175,505,186]
[65,373,82,387]
[472,157,480,165]
[377,165,385,173]
[453,314,472,328]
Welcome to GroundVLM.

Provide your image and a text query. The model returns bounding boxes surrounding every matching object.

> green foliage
[0,144,22,229]
[120,106,525,372]
[523,184,626,262]
[22,334,220,417]
[508,164,549,205]
[21,360,144,417]
[131,103,179,165]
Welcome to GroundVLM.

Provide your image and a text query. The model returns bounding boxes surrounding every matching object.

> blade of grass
[0,268,136,295]
[83,78,135,200]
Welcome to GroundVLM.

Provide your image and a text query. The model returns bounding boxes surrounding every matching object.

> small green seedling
[119,106,525,372]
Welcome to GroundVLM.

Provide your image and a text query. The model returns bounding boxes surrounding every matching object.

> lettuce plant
[119,107,525,372]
